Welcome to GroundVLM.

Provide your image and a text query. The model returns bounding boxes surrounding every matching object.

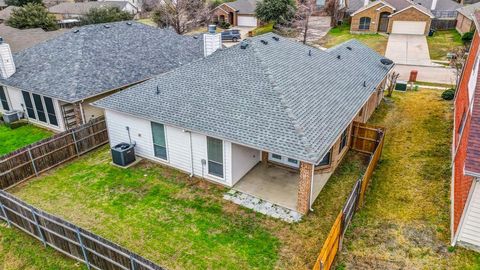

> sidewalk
[394,64,457,85]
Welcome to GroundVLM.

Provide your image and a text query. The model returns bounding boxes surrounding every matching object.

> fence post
[76,228,91,270]
[27,149,38,177]
[71,131,80,157]
[30,207,46,246]
[130,254,136,270]
[0,201,11,227]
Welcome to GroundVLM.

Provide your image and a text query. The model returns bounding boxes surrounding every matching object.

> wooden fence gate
[313,122,385,270]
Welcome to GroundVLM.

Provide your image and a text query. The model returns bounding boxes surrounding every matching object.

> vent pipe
[203,25,222,57]
[0,38,15,79]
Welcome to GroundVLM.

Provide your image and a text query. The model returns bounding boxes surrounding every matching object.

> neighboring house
[93,34,393,215]
[0,21,208,132]
[0,24,67,52]
[456,2,480,35]
[0,0,7,10]
[348,0,461,35]
[0,5,15,23]
[452,11,480,252]
[212,0,259,27]
[49,1,137,26]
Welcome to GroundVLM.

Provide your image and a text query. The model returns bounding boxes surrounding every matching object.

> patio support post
[261,151,268,166]
[297,162,314,214]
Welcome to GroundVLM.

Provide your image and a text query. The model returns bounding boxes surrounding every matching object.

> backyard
[427,30,464,61]
[0,124,52,155]
[337,89,480,269]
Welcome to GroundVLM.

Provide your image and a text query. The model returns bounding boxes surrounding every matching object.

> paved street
[394,64,457,85]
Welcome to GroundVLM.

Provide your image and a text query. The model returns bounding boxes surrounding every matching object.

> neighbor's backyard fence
[0,190,165,270]
[313,122,386,270]
[0,117,108,190]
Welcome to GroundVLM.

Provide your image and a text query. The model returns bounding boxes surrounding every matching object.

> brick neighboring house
[212,0,259,27]
[451,11,480,251]
[456,2,480,35]
[93,34,393,216]
[348,0,460,35]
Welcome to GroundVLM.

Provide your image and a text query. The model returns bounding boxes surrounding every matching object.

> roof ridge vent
[337,55,341,59]
[240,40,249,49]
[260,40,268,45]
[272,36,280,41]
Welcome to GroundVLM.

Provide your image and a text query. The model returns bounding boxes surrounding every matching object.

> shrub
[80,7,134,26]
[218,21,230,29]
[441,88,455,100]
[7,3,59,31]
[462,31,474,44]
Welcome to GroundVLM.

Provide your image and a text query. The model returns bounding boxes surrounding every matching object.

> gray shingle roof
[348,0,460,13]
[94,34,393,164]
[226,0,257,14]
[0,21,204,102]
[457,2,480,18]
[48,1,131,15]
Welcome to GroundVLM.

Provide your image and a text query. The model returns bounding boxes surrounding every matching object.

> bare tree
[386,71,400,97]
[295,0,314,44]
[152,0,210,34]
[449,46,467,90]
[323,0,341,27]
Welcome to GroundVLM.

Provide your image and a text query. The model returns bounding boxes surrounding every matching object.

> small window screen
[22,91,36,119]
[32,94,46,123]
[0,86,9,111]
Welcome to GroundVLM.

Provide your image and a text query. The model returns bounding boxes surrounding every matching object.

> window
[458,110,467,136]
[287,158,298,165]
[339,127,348,153]
[207,137,223,178]
[43,97,58,126]
[22,91,36,119]
[318,149,332,167]
[32,94,46,123]
[151,122,167,160]
[0,86,9,111]
[359,17,371,30]
[271,154,282,160]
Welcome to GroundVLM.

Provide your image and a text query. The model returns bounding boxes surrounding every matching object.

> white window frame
[22,91,59,127]
[268,153,300,168]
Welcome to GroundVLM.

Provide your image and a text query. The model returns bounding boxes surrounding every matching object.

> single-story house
[93,34,393,215]
[451,10,480,252]
[456,2,480,35]
[0,21,210,132]
[49,1,138,26]
[348,0,461,35]
[212,0,259,27]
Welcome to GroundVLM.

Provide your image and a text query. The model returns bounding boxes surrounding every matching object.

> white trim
[351,1,395,16]
[388,5,435,18]
[452,178,479,246]
[205,136,226,182]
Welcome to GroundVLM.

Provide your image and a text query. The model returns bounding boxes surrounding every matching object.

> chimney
[431,0,438,10]
[203,25,222,57]
[0,37,15,79]
[364,0,369,6]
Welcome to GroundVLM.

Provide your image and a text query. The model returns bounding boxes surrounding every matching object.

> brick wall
[456,13,474,35]
[452,32,480,234]
[386,8,432,35]
[350,4,393,33]
[297,162,313,214]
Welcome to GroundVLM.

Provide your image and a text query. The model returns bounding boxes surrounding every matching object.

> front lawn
[0,124,52,155]
[10,146,367,269]
[337,89,480,269]
[317,23,388,55]
[427,30,464,61]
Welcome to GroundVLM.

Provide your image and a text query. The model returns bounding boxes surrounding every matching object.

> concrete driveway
[386,34,432,66]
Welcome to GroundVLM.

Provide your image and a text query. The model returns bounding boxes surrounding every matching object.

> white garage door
[391,21,426,35]
[237,16,257,27]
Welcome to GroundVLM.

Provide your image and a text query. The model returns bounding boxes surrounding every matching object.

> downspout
[79,100,86,124]
[184,130,194,177]
[309,163,315,211]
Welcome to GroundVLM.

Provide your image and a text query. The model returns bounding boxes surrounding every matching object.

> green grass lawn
[9,146,367,269]
[0,124,52,156]
[317,23,388,55]
[337,89,480,269]
[428,30,464,61]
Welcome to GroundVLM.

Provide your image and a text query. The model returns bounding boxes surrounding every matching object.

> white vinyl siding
[237,15,257,27]
[268,152,300,168]
[231,143,260,185]
[391,21,426,35]
[458,180,480,250]
[468,55,479,106]
[105,110,234,186]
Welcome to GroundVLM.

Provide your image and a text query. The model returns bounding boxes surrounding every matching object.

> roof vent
[73,29,79,33]
[126,22,132,26]
[363,81,366,87]
[308,50,312,56]
[380,58,394,65]
[272,36,280,41]
[240,40,249,49]
[156,86,160,95]
[260,40,268,45]
[346,46,352,50]
[104,25,110,28]
[337,55,341,59]
[193,36,198,39]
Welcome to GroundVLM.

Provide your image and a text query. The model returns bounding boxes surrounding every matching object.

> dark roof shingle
[94,34,393,163]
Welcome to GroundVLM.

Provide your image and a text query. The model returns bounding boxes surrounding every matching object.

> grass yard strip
[253,22,274,36]
[316,23,388,55]
[0,224,86,269]
[427,30,464,61]
[337,90,480,269]
[10,146,367,269]
[0,124,52,155]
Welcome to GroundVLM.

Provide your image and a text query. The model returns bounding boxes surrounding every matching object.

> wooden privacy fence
[313,123,385,270]
[0,190,165,270]
[0,117,108,190]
